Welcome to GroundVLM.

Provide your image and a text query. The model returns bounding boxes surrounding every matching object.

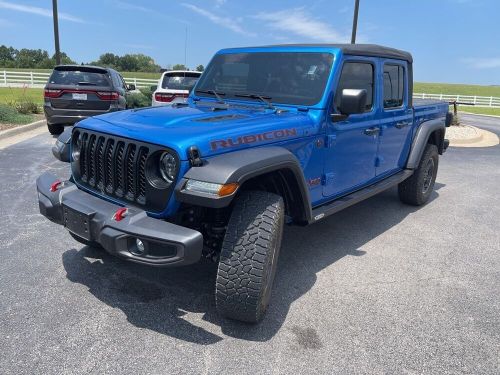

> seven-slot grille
[74,130,150,206]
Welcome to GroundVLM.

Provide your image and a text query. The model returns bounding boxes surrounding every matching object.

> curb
[459,111,500,119]
[0,119,46,141]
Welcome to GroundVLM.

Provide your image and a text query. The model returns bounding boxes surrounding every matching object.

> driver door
[323,59,379,198]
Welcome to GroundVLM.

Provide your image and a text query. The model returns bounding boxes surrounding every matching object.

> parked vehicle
[38,44,450,323]
[43,65,135,135]
[152,70,201,106]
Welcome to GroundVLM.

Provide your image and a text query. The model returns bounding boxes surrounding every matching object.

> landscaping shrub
[11,98,41,114]
[126,87,153,108]
[0,103,33,124]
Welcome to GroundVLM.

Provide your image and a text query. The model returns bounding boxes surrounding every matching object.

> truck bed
[413,98,448,123]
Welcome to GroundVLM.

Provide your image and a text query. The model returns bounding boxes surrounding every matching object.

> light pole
[52,0,61,65]
[351,0,360,44]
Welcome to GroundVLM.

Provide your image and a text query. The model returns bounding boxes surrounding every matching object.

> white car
[152,70,201,106]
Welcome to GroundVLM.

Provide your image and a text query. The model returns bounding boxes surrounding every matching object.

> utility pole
[351,0,360,44]
[52,0,61,65]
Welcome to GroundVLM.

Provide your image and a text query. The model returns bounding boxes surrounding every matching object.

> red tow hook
[50,180,63,192]
[113,207,128,222]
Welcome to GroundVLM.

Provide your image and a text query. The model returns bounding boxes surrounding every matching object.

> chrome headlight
[159,152,177,183]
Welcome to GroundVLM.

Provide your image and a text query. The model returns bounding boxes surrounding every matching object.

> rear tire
[215,191,284,323]
[48,124,64,135]
[398,143,439,206]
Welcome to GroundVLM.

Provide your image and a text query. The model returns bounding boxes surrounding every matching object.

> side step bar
[310,170,413,223]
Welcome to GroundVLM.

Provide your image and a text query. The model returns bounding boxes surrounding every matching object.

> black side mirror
[338,89,367,115]
[127,84,136,91]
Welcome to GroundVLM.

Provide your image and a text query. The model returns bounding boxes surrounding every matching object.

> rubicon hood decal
[210,128,297,151]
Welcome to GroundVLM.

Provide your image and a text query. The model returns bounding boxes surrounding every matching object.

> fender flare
[174,146,312,221]
[52,128,72,162]
[406,118,445,169]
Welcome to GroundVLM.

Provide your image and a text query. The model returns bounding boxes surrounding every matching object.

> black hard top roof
[253,44,413,63]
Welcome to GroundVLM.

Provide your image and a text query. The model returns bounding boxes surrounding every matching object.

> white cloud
[253,8,348,43]
[0,0,84,23]
[114,1,153,13]
[215,0,227,7]
[462,57,500,69]
[181,3,255,36]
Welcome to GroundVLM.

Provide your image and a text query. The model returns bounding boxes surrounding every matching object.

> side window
[335,62,374,112]
[383,64,405,108]
[119,74,127,90]
[110,72,121,88]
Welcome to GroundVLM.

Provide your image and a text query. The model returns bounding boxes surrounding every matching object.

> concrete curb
[459,111,500,119]
[0,119,46,141]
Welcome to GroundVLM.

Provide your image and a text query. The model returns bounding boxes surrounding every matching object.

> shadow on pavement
[62,187,440,344]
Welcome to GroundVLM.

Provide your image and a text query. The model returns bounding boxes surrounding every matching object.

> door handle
[364,127,380,136]
[395,121,409,129]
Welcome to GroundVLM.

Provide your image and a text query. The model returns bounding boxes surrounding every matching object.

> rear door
[45,67,114,111]
[376,60,413,177]
[323,58,380,198]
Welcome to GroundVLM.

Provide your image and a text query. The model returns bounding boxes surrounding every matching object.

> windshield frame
[192,50,336,108]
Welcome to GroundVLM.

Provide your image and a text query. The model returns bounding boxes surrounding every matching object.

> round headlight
[159,152,176,182]
[72,134,82,161]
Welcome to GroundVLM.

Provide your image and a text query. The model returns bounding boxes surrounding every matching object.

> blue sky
[0,0,499,85]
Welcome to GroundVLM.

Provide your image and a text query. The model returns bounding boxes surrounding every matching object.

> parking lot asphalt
[0,115,499,374]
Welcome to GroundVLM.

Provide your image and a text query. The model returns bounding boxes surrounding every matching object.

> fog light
[135,239,145,254]
[129,238,146,256]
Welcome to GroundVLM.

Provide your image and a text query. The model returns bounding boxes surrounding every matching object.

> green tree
[16,48,49,68]
[0,45,17,67]
[172,64,187,71]
[196,64,204,72]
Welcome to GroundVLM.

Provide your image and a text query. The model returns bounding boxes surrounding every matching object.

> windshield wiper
[234,93,275,110]
[76,82,98,86]
[195,89,226,104]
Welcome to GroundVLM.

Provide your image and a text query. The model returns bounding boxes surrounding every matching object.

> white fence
[414,93,500,108]
[1,70,499,107]
[0,70,158,89]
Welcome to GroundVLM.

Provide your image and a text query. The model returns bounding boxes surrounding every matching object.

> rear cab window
[49,67,111,87]
[161,72,200,91]
[383,64,405,109]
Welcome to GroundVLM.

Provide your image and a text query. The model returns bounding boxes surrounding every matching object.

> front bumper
[36,172,203,267]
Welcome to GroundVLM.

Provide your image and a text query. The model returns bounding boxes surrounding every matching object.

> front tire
[215,191,285,323]
[398,143,439,206]
[47,123,64,135]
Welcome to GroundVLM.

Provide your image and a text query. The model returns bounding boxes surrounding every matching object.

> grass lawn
[0,87,44,105]
[414,82,500,97]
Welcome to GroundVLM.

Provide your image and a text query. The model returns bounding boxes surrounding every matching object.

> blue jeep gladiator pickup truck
[37,44,450,322]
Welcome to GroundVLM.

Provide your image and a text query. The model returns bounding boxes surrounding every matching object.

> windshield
[49,68,110,86]
[195,52,333,106]
[161,72,200,91]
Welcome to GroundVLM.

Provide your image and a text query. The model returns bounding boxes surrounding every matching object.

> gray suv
[44,65,135,135]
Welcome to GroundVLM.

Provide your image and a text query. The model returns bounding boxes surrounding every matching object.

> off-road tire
[399,143,439,206]
[48,123,64,135]
[68,231,102,249]
[215,190,285,323]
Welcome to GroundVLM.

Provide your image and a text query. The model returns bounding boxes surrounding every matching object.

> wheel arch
[174,146,312,223]
[406,118,446,169]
